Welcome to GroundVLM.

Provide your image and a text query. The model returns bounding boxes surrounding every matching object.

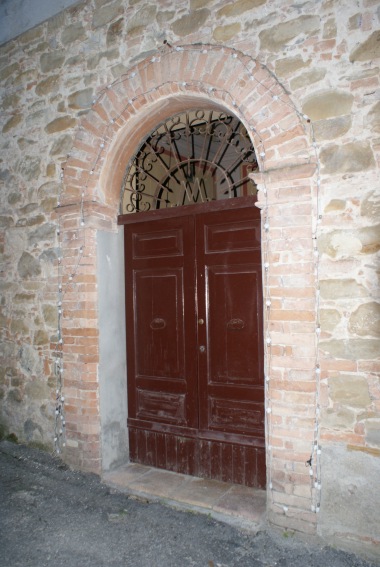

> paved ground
[0,440,378,567]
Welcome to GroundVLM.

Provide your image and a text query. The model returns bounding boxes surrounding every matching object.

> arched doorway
[118,109,265,487]
[60,43,319,532]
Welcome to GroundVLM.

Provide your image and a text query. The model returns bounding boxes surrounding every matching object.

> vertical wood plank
[155,432,167,470]
[210,441,222,481]
[221,443,233,483]
[232,445,245,485]
[145,430,157,467]
[177,437,188,474]
[244,445,256,488]
[135,429,147,464]
[256,447,266,489]
[165,433,178,472]
[198,439,211,479]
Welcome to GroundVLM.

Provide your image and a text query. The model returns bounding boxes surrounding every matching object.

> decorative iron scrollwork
[121,110,258,213]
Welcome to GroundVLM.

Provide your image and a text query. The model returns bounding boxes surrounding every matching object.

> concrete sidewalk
[0,440,378,567]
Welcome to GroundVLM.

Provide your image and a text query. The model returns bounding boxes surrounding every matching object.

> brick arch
[62,44,315,212]
[59,44,320,535]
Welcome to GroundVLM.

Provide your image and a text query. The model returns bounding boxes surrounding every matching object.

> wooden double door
[120,198,265,488]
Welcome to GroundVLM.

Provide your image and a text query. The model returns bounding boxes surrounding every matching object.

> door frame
[119,195,265,487]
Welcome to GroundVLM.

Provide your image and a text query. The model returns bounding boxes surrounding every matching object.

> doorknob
[199,345,206,353]
[198,318,204,325]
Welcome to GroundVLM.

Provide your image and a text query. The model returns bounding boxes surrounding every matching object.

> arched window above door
[121,110,258,213]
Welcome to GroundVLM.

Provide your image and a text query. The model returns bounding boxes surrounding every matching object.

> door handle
[199,345,206,353]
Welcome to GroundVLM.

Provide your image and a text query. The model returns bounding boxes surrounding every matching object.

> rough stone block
[40,51,65,73]
[349,302,380,338]
[16,156,41,181]
[318,226,380,258]
[28,224,56,246]
[322,407,356,429]
[10,319,29,335]
[45,115,76,134]
[302,91,353,121]
[7,389,23,403]
[33,330,49,346]
[348,13,362,31]
[349,30,380,62]
[50,134,73,157]
[329,375,371,409]
[68,88,94,110]
[320,338,380,360]
[172,9,210,36]
[319,279,367,299]
[0,62,19,82]
[25,380,50,400]
[2,114,22,134]
[275,56,310,77]
[313,116,351,141]
[61,23,86,45]
[35,75,60,96]
[259,16,319,51]
[290,68,326,90]
[42,303,58,329]
[323,17,337,39]
[361,191,380,219]
[0,216,14,228]
[17,252,41,278]
[364,419,380,448]
[106,18,124,46]
[323,199,346,213]
[126,5,156,32]
[213,23,241,42]
[320,142,375,174]
[366,101,380,133]
[24,418,43,442]
[318,230,361,259]
[319,308,341,332]
[217,0,266,18]
[92,1,124,29]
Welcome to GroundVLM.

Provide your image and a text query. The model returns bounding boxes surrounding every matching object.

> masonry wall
[0,0,379,559]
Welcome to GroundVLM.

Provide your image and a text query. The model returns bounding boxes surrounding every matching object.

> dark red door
[120,198,265,488]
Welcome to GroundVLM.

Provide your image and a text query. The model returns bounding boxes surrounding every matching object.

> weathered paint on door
[120,198,265,487]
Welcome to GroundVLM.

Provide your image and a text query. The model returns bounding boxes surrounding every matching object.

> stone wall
[0,0,379,559]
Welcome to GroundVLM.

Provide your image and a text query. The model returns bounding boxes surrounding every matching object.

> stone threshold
[103,463,267,531]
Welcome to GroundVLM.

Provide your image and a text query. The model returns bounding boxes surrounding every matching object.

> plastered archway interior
[59,44,319,530]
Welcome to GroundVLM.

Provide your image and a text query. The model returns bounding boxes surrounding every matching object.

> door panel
[125,215,198,430]
[122,202,265,488]
[206,266,262,383]
[197,208,264,444]
[134,269,183,379]
[203,218,261,254]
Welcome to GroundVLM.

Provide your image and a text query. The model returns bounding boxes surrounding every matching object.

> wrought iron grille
[121,110,258,213]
